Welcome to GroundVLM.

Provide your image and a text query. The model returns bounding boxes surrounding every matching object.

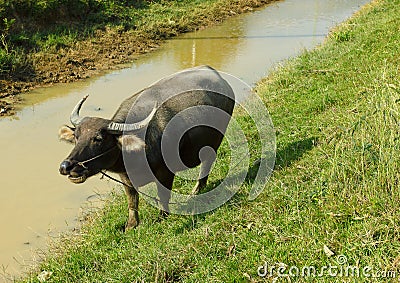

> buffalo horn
[70,94,89,126]
[107,103,157,134]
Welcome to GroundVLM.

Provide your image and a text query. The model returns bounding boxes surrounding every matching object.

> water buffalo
[59,65,235,229]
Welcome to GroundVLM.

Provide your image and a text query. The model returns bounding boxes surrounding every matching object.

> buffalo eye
[93,134,103,142]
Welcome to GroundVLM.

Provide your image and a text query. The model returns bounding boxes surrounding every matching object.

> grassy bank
[19,0,400,282]
[0,0,275,105]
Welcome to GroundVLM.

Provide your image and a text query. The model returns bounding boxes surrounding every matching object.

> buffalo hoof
[125,220,139,231]
[124,209,139,231]
[191,181,206,195]
[156,210,169,222]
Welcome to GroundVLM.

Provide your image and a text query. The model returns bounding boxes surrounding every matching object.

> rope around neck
[100,170,169,205]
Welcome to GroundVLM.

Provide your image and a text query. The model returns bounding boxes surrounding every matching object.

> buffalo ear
[117,134,145,152]
[58,125,75,143]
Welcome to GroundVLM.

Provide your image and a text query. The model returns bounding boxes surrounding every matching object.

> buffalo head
[59,95,155,183]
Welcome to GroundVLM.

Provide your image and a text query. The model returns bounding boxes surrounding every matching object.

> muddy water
[0,0,369,279]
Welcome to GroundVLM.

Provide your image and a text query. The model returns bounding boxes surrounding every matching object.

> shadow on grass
[244,136,317,185]
[275,137,317,169]
[164,137,317,234]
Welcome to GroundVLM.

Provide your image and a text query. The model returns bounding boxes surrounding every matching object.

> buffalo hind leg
[120,173,139,231]
[156,171,174,219]
[192,146,217,195]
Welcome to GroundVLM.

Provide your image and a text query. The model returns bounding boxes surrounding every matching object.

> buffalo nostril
[59,160,73,175]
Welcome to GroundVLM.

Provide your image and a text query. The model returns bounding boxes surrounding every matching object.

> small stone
[323,245,335,257]
[37,270,53,282]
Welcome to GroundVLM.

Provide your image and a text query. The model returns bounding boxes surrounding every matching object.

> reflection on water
[0,0,369,279]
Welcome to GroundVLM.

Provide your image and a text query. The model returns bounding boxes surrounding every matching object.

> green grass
[19,0,400,282]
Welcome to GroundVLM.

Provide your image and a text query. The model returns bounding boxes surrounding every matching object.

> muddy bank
[0,0,276,116]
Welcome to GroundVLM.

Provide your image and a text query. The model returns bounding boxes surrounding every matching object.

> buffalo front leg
[120,173,139,230]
